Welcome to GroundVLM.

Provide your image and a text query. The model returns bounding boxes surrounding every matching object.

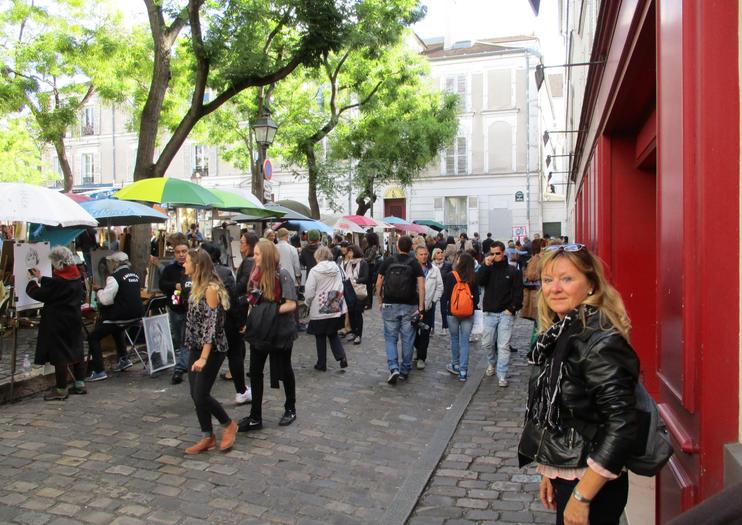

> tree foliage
[0,0,139,190]
[0,117,55,184]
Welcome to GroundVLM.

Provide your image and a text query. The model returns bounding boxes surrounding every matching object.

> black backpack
[382,257,416,303]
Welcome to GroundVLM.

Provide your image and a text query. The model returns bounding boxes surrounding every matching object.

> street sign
[263,180,273,201]
[263,159,273,180]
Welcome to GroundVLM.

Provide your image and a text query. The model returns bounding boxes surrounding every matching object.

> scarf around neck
[525,304,598,433]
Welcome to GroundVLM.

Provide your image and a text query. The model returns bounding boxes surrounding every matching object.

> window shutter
[457,137,467,174]
[445,144,455,174]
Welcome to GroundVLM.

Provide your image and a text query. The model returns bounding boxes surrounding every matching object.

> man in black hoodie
[159,233,192,384]
[299,229,321,274]
[477,241,523,388]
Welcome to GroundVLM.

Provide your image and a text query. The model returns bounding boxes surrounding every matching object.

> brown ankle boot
[220,420,237,451]
[185,436,216,455]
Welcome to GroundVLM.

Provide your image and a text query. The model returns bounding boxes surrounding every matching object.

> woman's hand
[539,476,556,510]
[29,267,41,279]
[191,357,207,372]
[563,496,589,525]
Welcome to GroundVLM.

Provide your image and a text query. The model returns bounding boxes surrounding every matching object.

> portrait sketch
[143,314,175,374]
[13,242,51,312]
[90,249,114,288]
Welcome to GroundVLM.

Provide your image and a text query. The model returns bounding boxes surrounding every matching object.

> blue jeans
[381,303,417,374]
[482,311,514,379]
[447,315,474,373]
[169,309,188,374]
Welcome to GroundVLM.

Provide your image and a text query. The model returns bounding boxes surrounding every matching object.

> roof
[421,36,538,59]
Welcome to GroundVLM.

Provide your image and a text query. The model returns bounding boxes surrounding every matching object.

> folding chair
[103,318,146,369]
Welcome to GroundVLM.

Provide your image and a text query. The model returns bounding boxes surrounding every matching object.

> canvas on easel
[13,241,51,312]
[90,249,114,288]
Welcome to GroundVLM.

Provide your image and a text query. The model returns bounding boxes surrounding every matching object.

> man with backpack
[477,241,523,387]
[375,235,425,384]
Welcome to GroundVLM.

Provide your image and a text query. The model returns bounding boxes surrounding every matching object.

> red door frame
[570,0,739,521]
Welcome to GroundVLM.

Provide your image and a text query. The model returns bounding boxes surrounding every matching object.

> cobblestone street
[0,309,540,525]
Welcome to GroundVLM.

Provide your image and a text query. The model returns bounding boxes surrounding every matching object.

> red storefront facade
[565,0,740,522]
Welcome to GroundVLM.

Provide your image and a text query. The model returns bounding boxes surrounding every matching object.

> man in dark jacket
[159,233,192,384]
[87,252,144,381]
[299,229,321,274]
[477,241,523,387]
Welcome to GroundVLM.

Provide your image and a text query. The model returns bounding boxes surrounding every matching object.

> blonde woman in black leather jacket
[518,244,639,525]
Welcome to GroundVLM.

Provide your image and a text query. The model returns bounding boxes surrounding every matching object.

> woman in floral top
[183,249,237,454]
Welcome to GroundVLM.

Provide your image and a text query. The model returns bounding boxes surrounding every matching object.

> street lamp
[251,115,278,204]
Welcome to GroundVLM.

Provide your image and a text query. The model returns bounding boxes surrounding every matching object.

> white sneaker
[439,328,448,336]
[498,377,509,388]
[416,360,426,370]
[235,388,252,405]
[485,365,496,376]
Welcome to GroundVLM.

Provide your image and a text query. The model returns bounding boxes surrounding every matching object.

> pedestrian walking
[305,246,349,370]
[363,232,382,309]
[342,245,369,345]
[238,239,298,432]
[443,236,458,264]
[518,243,639,525]
[376,235,425,384]
[443,253,479,381]
[25,247,87,400]
[160,234,193,385]
[200,243,251,405]
[521,238,545,321]
[478,241,523,387]
[431,247,452,335]
[413,245,443,369]
[182,249,237,454]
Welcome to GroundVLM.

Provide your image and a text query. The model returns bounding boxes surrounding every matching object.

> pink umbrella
[343,214,379,227]
[62,191,92,203]
[393,223,427,234]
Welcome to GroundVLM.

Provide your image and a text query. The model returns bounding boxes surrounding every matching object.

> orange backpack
[450,271,475,318]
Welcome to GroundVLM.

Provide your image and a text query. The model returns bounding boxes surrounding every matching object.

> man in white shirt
[276,228,301,285]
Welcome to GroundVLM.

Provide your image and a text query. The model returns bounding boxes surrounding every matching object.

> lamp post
[251,115,278,204]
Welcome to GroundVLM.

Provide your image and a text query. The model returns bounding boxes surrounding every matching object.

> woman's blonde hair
[431,247,443,260]
[255,239,280,302]
[537,247,631,340]
[187,249,229,310]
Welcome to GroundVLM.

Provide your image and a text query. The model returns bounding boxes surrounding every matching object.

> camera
[411,313,431,333]
[247,288,263,306]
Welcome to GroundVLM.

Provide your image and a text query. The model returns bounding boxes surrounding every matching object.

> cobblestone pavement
[408,318,554,525]
[0,309,540,525]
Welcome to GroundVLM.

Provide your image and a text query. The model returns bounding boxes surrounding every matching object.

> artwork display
[211,227,231,266]
[230,240,242,270]
[90,249,115,288]
[13,242,51,312]
[142,314,175,374]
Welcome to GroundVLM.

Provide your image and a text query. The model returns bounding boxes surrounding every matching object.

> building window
[444,196,467,235]
[192,145,209,177]
[81,106,95,136]
[445,136,468,175]
[445,75,467,111]
[81,153,95,184]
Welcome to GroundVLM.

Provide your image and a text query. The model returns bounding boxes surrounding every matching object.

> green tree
[331,72,459,216]
[0,0,139,190]
[0,117,54,184]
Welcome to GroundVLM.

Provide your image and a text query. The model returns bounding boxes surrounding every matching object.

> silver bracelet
[572,489,592,504]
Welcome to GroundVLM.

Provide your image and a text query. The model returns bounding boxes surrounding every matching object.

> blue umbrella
[276,219,334,234]
[80,198,168,226]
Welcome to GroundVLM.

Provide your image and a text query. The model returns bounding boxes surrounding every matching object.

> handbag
[339,265,357,309]
[349,261,368,300]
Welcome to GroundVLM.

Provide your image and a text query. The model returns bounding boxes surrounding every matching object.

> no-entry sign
[263,159,273,181]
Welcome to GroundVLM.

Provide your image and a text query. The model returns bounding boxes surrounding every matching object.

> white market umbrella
[0,183,98,227]
[331,218,366,234]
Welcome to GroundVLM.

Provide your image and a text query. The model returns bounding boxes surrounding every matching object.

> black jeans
[249,345,295,421]
[552,473,628,525]
[314,334,347,368]
[413,305,436,361]
[224,316,246,394]
[348,304,364,337]
[188,349,230,434]
[55,362,85,389]
[88,323,127,373]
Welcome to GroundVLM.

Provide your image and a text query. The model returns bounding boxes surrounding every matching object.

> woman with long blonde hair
[518,244,638,525]
[238,239,299,432]
[182,249,237,454]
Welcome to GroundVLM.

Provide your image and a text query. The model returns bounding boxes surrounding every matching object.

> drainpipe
[525,52,531,234]
[111,105,116,184]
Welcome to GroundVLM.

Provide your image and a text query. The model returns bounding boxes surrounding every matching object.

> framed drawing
[142,313,175,374]
[13,241,51,312]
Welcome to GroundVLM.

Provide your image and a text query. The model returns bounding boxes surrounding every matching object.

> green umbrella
[114,178,222,207]
[209,188,276,218]
[413,219,445,231]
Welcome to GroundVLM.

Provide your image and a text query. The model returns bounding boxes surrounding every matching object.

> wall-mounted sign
[515,191,524,202]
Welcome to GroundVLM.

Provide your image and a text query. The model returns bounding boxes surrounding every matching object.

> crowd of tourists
[24,222,645,525]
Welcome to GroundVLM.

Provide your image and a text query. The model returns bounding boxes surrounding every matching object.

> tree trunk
[306,145,321,219]
[354,177,376,216]
[53,139,74,192]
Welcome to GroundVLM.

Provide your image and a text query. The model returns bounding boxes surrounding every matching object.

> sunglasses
[544,243,585,253]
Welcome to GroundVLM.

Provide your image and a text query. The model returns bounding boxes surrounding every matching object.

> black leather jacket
[518,313,640,475]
